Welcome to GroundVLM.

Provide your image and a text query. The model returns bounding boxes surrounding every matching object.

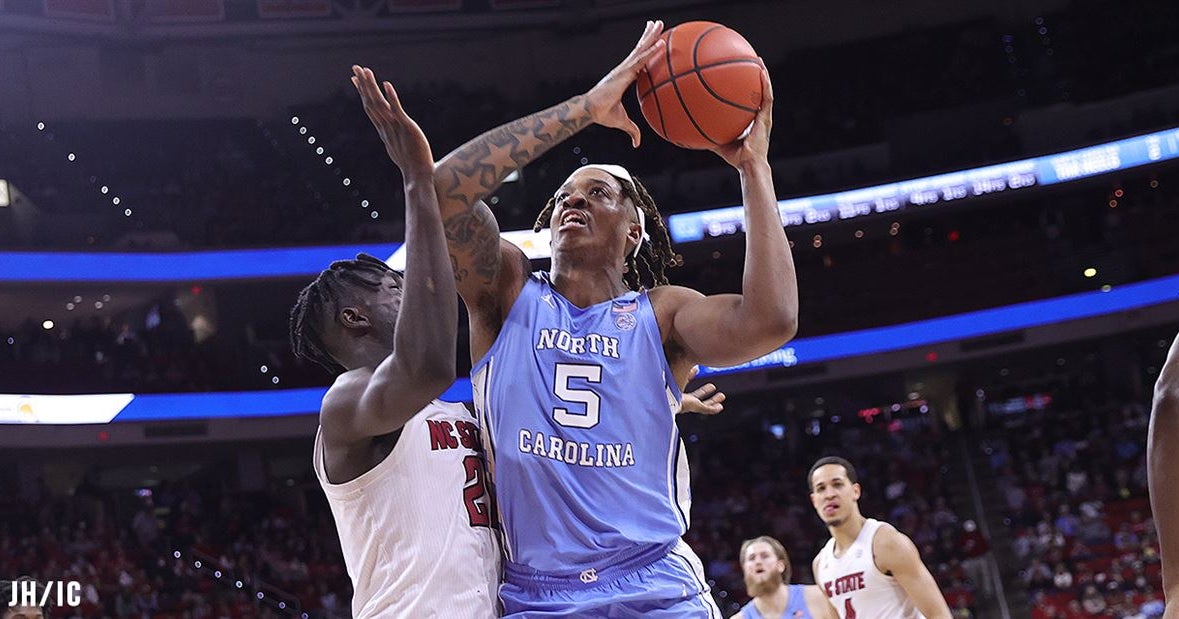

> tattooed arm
[432,21,666,359]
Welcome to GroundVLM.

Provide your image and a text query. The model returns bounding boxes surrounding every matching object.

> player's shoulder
[868,519,909,546]
[870,519,921,572]
[648,284,704,305]
[647,284,705,328]
[321,367,374,417]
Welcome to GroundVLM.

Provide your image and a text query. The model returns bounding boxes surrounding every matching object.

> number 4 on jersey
[844,598,856,618]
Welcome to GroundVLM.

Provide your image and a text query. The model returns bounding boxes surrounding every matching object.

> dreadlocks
[289,253,399,375]
[532,172,678,292]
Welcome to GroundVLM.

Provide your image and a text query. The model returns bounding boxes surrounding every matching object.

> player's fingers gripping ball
[636,21,763,150]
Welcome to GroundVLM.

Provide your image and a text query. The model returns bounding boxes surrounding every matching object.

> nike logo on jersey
[535,328,620,359]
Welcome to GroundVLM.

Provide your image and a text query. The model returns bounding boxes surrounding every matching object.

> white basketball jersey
[313,400,500,618]
[814,518,925,619]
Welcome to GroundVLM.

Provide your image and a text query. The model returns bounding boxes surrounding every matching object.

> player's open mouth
[823,503,839,515]
[558,210,588,231]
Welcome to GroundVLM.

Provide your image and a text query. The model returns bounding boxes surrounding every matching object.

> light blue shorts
[499,539,722,618]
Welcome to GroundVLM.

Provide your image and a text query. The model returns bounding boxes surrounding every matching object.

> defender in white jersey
[290,67,498,617]
[807,457,951,619]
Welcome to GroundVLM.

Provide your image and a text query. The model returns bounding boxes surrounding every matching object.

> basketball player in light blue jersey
[735,536,835,619]
[428,20,799,617]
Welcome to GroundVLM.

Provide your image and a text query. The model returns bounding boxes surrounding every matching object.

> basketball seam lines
[661,30,717,147]
[642,68,669,140]
[692,27,760,114]
[637,58,761,103]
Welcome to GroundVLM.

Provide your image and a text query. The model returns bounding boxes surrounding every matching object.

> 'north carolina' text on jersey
[472,272,690,574]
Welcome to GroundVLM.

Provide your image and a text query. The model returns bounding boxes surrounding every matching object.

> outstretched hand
[351,65,433,179]
[679,365,726,416]
[585,20,666,148]
[710,59,774,170]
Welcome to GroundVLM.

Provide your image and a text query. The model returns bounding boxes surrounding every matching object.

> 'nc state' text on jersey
[535,328,620,359]
[519,429,635,468]
[824,571,866,597]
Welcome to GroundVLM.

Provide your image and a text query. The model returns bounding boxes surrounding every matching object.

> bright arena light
[42,320,54,330]
[1083,267,1097,278]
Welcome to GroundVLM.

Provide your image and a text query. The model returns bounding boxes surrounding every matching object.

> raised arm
[322,68,458,441]
[429,21,666,317]
[657,63,799,368]
[1150,331,1179,618]
[873,525,952,619]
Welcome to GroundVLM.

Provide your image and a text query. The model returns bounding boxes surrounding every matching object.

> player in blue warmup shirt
[428,20,799,617]
[735,536,834,619]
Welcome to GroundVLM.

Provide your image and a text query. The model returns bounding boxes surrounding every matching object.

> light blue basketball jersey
[471,272,690,574]
[739,585,815,619]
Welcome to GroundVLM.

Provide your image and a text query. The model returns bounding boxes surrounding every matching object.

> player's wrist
[736,157,771,177]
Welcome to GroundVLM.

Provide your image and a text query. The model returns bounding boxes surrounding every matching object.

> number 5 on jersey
[552,363,602,429]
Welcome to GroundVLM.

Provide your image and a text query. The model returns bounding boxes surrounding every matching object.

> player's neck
[338,337,390,371]
[549,261,629,308]
[830,513,868,554]
[754,583,791,615]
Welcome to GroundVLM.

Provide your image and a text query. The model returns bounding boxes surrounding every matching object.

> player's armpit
[872,526,953,619]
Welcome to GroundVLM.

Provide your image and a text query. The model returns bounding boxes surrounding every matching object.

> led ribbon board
[667,126,1179,242]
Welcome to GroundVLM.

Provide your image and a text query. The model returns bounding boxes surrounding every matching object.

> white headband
[574,164,649,259]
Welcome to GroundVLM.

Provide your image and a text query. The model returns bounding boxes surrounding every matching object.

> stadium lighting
[0,180,8,207]
[42,320,54,330]
[1084,267,1097,278]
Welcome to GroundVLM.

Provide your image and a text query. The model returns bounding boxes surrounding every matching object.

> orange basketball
[636,21,763,150]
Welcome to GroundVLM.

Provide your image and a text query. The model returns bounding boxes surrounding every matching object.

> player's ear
[339,306,370,330]
[852,483,861,501]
